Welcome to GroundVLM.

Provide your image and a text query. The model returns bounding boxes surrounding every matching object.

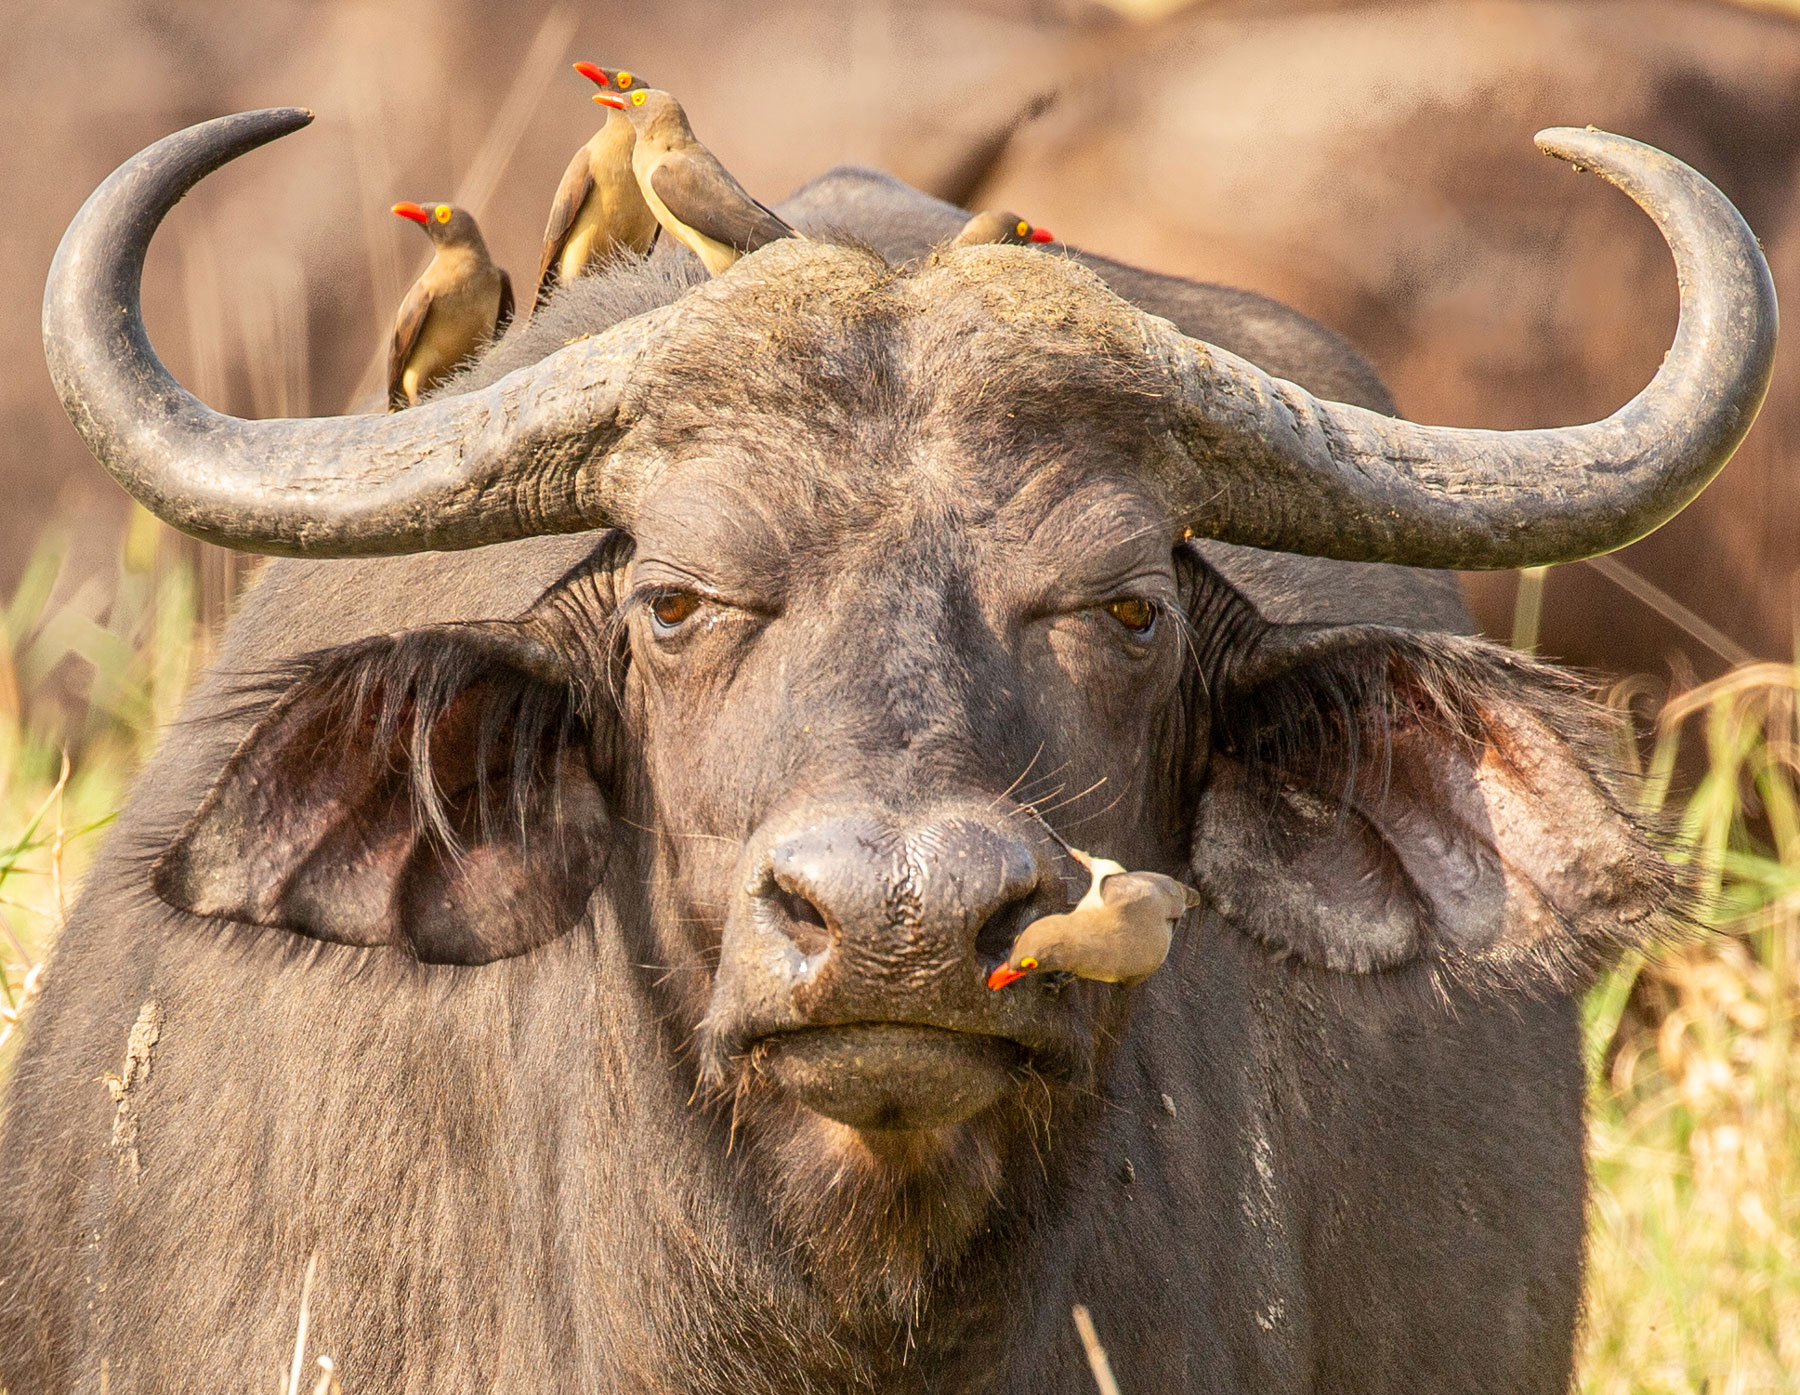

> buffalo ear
[1190,615,1676,991]
[154,624,607,966]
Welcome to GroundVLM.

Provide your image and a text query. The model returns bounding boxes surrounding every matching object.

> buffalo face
[626,464,1198,1133]
[580,292,1212,1305]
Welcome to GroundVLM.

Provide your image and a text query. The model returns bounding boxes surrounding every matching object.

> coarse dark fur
[0,169,1673,1393]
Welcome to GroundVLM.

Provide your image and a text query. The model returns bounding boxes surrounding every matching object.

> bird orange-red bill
[987,964,1028,991]
[1029,227,1054,243]
[391,202,430,225]
[573,61,609,87]
[593,92,627,109]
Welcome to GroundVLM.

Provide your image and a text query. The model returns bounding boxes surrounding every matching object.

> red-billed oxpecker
[949,210,1055,248]
[988,845,1201,990]
[386,201,513,410]
[594,85,797,275]
[533,63,661,307]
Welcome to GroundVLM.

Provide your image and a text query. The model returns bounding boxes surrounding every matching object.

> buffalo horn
[43,109,673,556]
[1143,127,1777,569]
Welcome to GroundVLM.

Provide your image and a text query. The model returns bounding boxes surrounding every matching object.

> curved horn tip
[1155,123,1776,570]
[1531,125,1694,183]
[166,107,317,173]
[195,105,316,142]
[223,105,315,142]
[1534,124,1637,167]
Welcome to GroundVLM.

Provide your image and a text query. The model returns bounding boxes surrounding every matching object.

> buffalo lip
[750,1022,1028,1131]
[701,999,1091,1097]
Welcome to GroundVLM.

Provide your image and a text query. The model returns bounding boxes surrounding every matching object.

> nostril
[774,886,832,956]
[974,892,1041,967]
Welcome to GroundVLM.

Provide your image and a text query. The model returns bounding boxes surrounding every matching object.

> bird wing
[1104,872,1202,916]
[1102,872,1165,905]
[534,152,594,304]
[650,152,794,252]
[386,281,435,410]
[950,211,1009,248]
[495,271,515,337]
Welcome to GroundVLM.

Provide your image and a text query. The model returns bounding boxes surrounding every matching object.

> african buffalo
[0,109,1774,1392]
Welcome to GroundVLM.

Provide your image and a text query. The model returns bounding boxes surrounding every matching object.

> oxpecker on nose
[988,847,1200,990]
[949,210,1055,248]
[594,85,797,276]
[387,201,513,410]
[533,63,661,308]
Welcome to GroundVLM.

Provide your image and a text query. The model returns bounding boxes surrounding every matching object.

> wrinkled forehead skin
[613,241,1186,532]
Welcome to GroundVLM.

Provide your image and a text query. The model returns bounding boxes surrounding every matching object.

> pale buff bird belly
[558,175,658,282]
[400,266,504,405]
[1027,910,1174,984]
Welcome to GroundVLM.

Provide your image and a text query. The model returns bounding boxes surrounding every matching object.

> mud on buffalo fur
[0,168,1683,1394]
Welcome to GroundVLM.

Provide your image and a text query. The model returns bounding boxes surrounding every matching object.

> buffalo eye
[1105,597,1158,636]
[649,589,702,634]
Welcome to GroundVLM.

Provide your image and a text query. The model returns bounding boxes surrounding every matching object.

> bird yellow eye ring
[1019,957,1039,971]
[616,70,633,88]
[1016,221,1030,237]
[631,89,647,105]
[434,205,452,223]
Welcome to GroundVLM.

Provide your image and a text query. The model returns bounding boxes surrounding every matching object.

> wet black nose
[762,815,1044,983]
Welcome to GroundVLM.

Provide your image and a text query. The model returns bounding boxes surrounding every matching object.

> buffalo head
[42,109,1774,1313]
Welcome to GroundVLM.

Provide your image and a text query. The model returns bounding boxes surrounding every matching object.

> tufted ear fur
[1186,567,1678,993]
[154,618,609,966]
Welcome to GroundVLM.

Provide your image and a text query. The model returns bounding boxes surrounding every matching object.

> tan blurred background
[8,0,1800,679]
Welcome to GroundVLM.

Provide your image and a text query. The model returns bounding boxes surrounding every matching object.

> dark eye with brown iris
[1106,597,1157,635]
[649,590,701,632]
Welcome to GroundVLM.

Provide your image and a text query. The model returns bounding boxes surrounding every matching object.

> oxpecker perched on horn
[594,85,797,276]
[949,210,1055,248]
[387,201,513,410]
[533,63,660,307]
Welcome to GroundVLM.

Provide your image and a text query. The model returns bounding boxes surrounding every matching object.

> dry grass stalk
[177,226,273,628]
[345,56,405,369]
[454,4,579,221]
[1072,1304,1123,1395]
[286,1252,319,1395]
[0,525,196,1069]
[1510,564,1548,652]
[1581,658,1800,1391]
[1583,553,1756,669]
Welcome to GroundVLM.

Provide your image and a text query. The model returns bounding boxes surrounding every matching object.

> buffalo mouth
[751,1023,1027,1131]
